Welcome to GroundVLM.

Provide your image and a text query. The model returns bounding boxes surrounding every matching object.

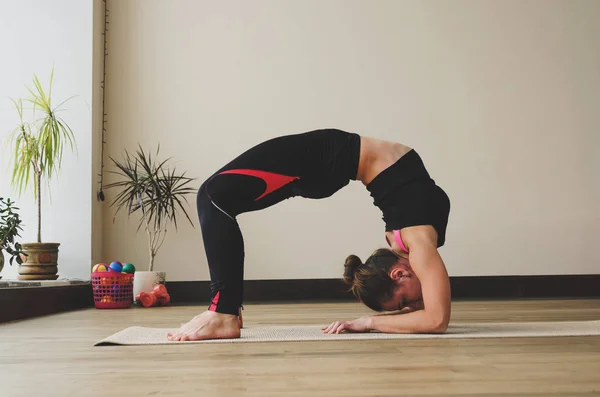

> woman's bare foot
[238,307,243,329]
[167,311,241,341]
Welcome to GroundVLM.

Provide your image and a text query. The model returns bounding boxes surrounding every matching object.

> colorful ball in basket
[109,261,122,273]
[92,270,134,309]
[121,263,136,274]
[101,295,113,303]
[92,263,109,272]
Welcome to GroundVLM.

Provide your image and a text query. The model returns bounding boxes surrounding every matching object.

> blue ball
[109,261,122,273]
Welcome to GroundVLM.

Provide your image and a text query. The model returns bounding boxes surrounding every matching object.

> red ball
[157,293,171,306]
[135,292,155,307]
[153,284,168,299]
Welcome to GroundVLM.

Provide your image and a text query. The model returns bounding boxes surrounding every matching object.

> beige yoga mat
[95,320,600,346]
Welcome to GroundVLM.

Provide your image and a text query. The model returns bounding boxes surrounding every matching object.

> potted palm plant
[0,197,26,279]
[105,144,196,297]
[6,70,76,280]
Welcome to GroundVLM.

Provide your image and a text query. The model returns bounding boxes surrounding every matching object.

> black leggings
[196,129,361,315]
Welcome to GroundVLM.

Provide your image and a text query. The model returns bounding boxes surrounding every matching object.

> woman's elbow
[431,321,448,334]
[429,315,450,333]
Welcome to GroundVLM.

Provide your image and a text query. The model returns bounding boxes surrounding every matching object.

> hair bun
[343,254,363,285]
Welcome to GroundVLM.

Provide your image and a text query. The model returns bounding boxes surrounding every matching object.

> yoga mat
[95,320,600,346]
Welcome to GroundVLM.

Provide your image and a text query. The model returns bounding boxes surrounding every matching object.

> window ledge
[0,279,90,289]
[0,280,93,323]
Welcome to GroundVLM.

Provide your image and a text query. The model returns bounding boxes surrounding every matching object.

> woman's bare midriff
[356,136,412,185]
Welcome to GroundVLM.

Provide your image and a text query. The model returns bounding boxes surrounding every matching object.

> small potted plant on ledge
[6,70,76,280]
[0,197,26,279]
[105,144,196,297]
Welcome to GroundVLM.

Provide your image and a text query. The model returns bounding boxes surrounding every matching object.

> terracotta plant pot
[18,242,60,280]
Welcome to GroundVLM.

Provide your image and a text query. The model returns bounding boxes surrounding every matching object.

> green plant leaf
[0,197,26,264]
[104,144,197,238]
[6,69,77,241]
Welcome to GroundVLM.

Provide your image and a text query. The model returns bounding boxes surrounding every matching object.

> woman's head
[343,248,423,312]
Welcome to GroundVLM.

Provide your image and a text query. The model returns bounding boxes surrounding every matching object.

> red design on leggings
[218,169,300,200]
[209,291,220,311]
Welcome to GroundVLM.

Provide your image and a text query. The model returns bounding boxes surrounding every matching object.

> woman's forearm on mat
[372,307,419,316]
[368,309,447,334]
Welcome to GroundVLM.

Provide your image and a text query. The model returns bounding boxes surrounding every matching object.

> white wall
[0,0,95,280]
[103,0,600,280]
[91,0,105,269]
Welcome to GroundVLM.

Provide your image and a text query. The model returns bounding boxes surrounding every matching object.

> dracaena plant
[105,144,196,271]
[0,197,25,265]
[6,69,76,243]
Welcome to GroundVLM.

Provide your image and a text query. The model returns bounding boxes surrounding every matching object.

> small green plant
[105,144,196,271]
[6,69,76,243]
[0,197,25,265]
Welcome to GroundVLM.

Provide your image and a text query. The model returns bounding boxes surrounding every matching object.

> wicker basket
[92,271,134,309]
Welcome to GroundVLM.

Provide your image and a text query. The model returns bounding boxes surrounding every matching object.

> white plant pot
[133,271,166,300]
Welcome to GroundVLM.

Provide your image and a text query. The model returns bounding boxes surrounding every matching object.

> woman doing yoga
[167,128,451,341]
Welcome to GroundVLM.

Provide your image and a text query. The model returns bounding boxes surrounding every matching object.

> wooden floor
[1,299,599,397]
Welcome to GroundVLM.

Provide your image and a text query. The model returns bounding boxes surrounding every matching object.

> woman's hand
[321,316,373,334]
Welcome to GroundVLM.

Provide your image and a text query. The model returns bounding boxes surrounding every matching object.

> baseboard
[449,274,600,299]
[166,275,600,304]
[0,284,93,323]
[1,275,597,323]
[168,279,353,304]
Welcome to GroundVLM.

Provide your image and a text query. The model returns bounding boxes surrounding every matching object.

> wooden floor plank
[0,299,599,396]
